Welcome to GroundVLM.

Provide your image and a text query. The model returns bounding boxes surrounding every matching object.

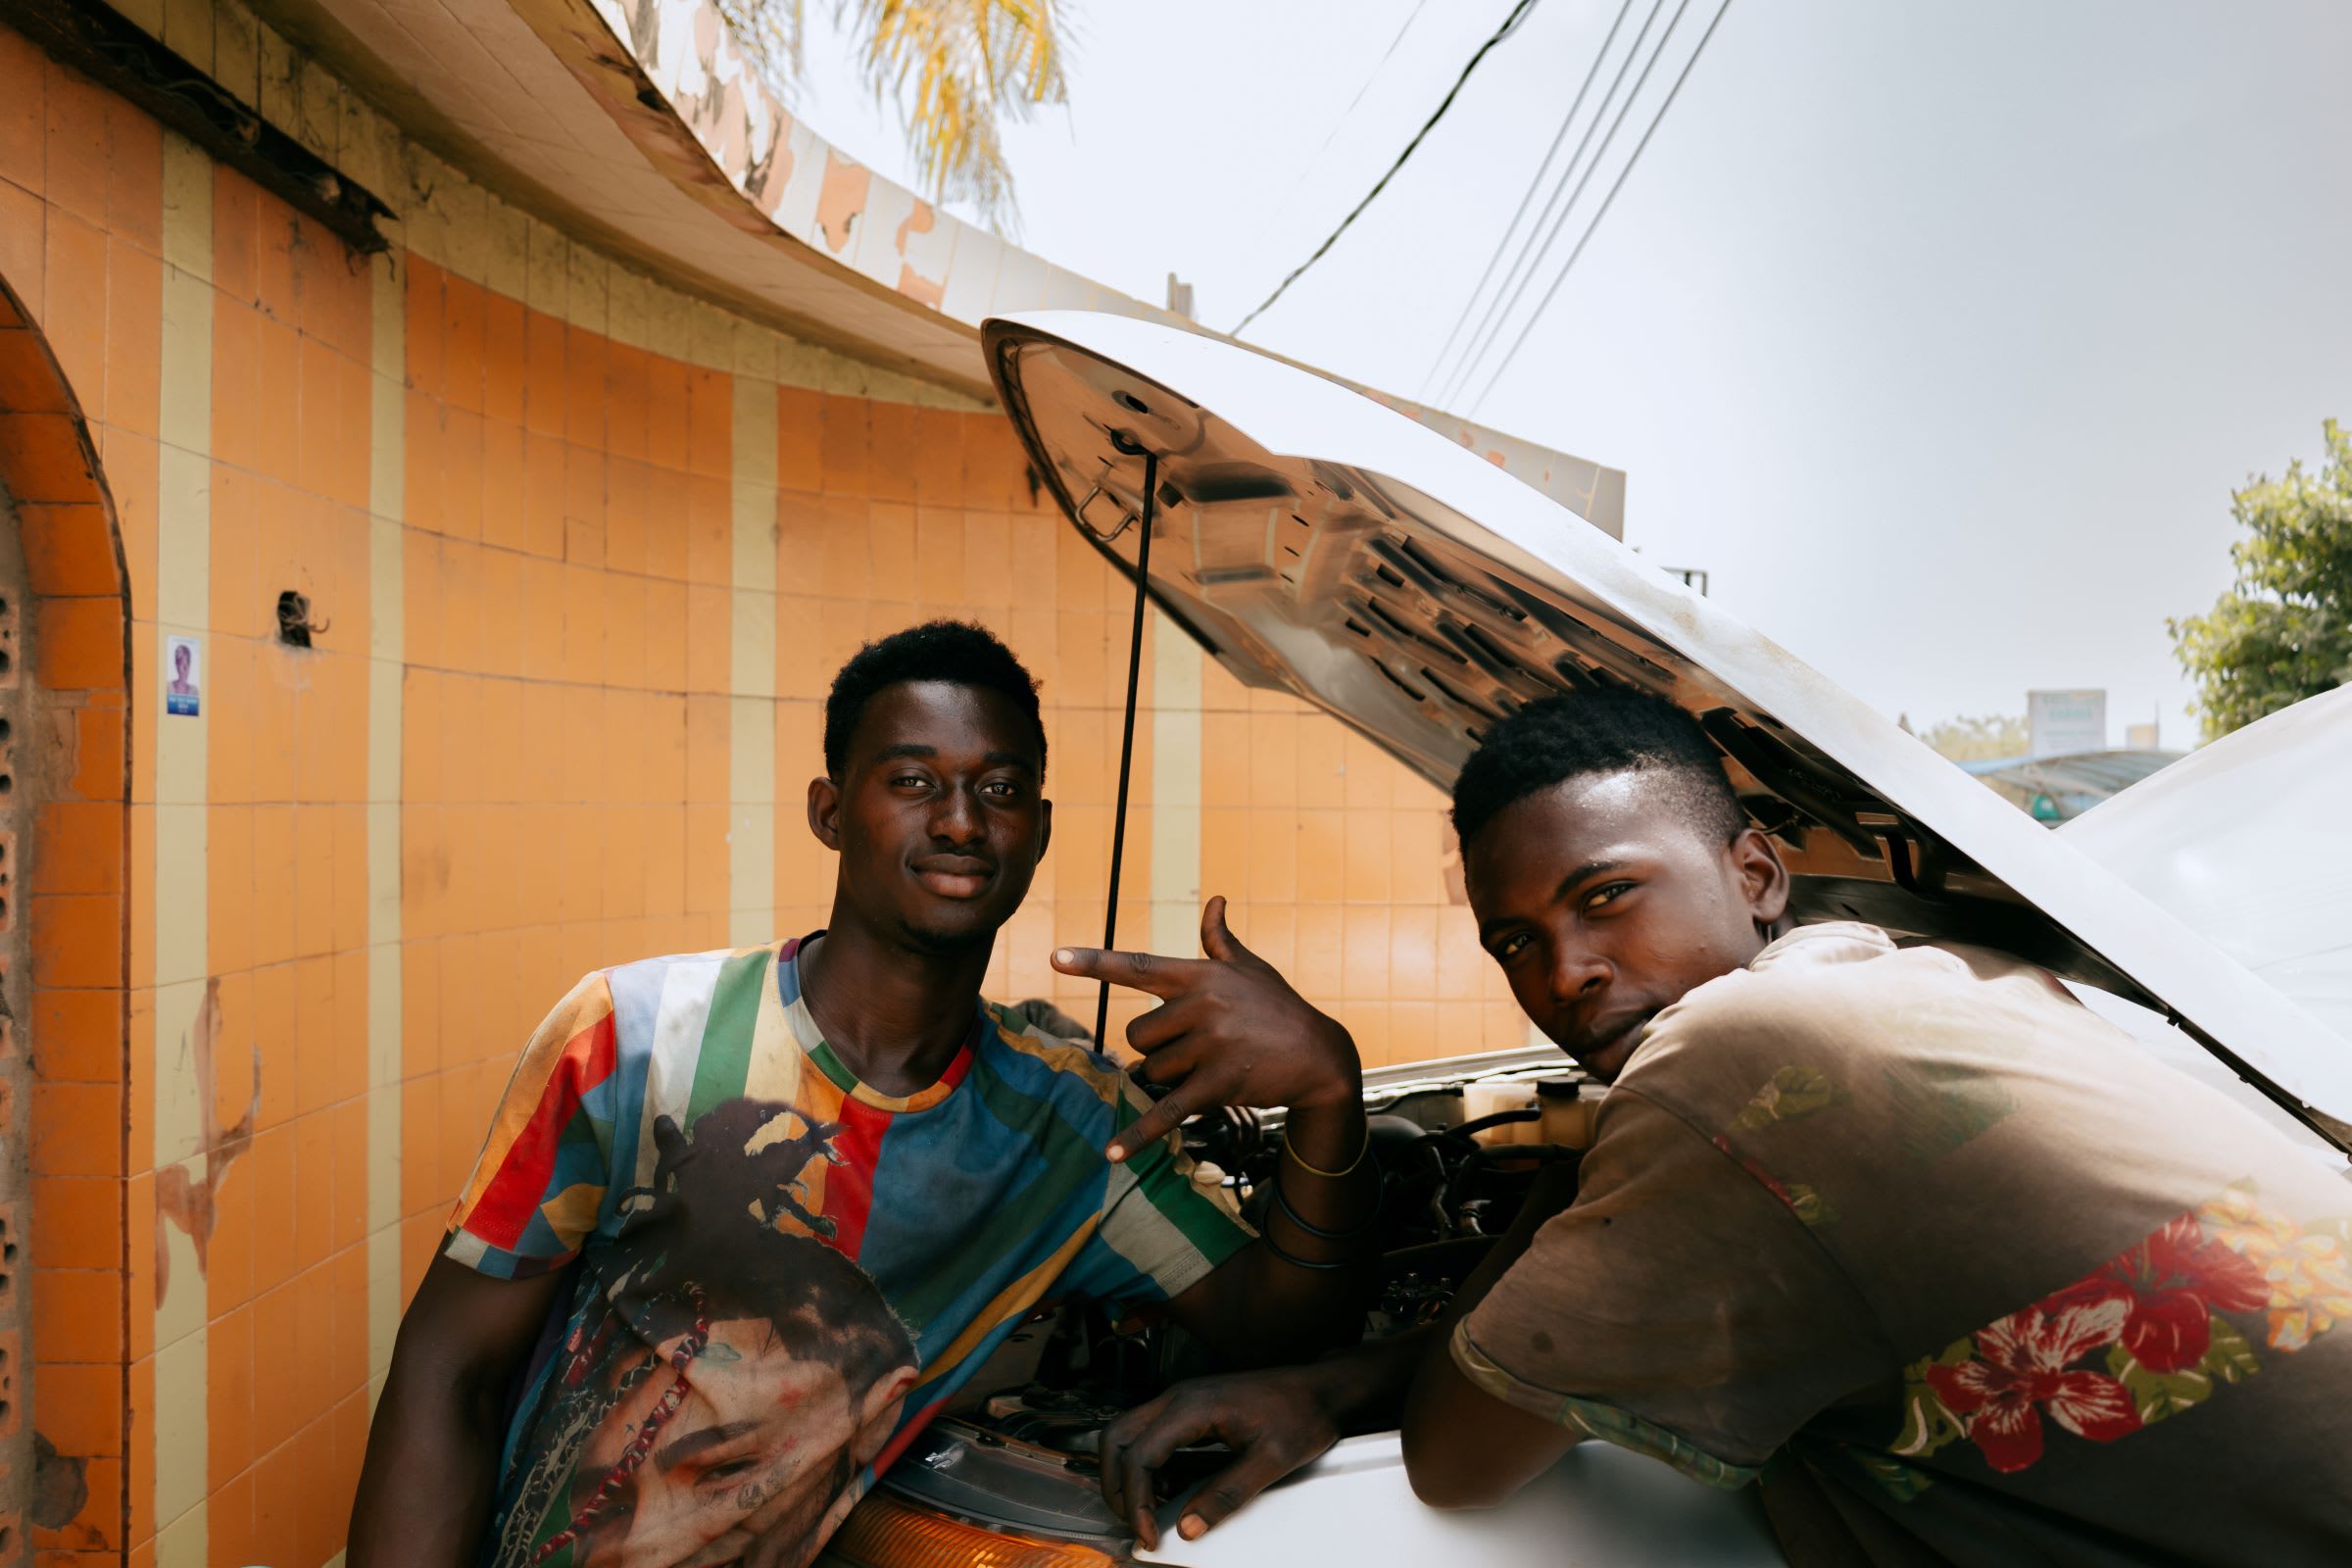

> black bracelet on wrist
[1270,1167,1386,1242]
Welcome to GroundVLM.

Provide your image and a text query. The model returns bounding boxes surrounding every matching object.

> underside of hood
[983,311,2352,1154]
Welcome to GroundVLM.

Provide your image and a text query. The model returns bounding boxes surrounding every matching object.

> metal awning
[1961,750,2182,820]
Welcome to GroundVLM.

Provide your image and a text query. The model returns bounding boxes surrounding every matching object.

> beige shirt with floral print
[1455,922,2352,1567]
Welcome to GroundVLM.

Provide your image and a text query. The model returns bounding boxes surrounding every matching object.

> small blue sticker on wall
[166,634,201,716]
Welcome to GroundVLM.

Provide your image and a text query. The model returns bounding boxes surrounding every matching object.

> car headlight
[824,1491,1121,1568]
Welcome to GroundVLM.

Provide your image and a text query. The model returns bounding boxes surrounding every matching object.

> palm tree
[713,0,1068,232]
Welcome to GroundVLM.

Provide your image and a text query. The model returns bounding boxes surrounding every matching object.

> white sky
[788,0,2352,747]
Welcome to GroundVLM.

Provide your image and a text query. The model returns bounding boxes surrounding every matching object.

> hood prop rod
[1094,436,1160,1053]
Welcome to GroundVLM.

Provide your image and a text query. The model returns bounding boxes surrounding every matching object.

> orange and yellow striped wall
[0,8,1531,1565]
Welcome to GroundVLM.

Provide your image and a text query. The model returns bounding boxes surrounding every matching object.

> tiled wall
[1200,670,1531,1069]
[0,10,1521,1567]
[182,150,386,1568]
[391,250,744,1329]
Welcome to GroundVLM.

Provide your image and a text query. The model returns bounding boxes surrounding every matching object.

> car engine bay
[858,1054,1591,1556]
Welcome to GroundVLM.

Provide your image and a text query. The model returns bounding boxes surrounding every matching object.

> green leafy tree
[1920,713,2028,762]
[2171,419,2352,740]
[713,0,1067,231]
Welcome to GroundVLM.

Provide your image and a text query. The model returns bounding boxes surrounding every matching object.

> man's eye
[981,780,1019,798]
[1493,932,1532,960]
[586,1494,635,1529]
[699,1455,760,1486]
[1587,881,1636,910]
[892,773,928,789]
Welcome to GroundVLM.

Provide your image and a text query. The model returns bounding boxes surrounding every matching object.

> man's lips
[910,856,995,899]
[1573,1009,1655,1077]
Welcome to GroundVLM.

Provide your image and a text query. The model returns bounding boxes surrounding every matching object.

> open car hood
[983,311,2352,1153]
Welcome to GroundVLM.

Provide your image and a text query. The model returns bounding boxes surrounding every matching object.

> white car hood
[983,310,2352,1152]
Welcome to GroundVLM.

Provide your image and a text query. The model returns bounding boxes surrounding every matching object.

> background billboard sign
[2029,688,2107,757]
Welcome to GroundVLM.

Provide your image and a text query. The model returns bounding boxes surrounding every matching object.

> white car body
[2060,682,2352,1047]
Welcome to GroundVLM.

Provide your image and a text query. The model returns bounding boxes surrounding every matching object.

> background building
[0,0,1618,1560]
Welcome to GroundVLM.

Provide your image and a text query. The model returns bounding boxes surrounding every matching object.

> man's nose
[930,784,986,842]
[1548,943,1610,1006]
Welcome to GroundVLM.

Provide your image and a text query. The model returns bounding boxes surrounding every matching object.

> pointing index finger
[1051,945,1202,1000]
[1105,1085,1189,1164]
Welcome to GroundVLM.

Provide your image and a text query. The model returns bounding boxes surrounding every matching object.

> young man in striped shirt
[349,620,1380,1568]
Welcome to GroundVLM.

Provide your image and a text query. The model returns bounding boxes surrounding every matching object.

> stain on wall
[30,1433,87,1535]
[151,980,258,1302]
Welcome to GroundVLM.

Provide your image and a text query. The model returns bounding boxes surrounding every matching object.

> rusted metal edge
[4,0,393,256]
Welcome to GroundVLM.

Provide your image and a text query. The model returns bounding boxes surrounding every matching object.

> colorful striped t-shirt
[445,934,1253,1568]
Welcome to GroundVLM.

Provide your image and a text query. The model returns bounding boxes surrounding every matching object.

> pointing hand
[1053,897,1360,1161]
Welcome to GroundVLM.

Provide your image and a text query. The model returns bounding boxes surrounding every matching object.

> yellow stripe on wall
[1148,610,1203,957]
[152,125,215,1568]
[730,334,778,946]
[364,243,407,1400]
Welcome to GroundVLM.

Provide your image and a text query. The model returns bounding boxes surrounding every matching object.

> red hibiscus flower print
[1925,1294,2142,1473]
[2065,1214,2270,1374]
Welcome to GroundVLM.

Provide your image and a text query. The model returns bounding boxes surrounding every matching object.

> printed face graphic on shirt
[568,1309,917,1568]
[501,1098,920,1568]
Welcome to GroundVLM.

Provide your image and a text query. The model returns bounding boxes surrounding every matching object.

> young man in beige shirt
[1073,687,2352,1566]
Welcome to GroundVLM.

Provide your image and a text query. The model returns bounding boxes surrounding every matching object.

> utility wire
[1269,0,1434,227]
[1417,0,1638,403]
[1466,0,1737,414]
[1428,0,1666,407]
[1437,0,1687,410]
[1232,0,1541,337]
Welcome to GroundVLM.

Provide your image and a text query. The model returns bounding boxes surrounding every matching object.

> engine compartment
[870,1059,1592,1551]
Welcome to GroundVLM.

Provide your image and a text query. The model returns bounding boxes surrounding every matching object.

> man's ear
[852,1363,920,1466]
[1037,796,1053,863]
[808,774,843,852]
[1731,826,1791,927]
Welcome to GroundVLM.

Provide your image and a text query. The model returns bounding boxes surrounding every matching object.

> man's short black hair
[823,619,1047,779]
[630,1215,916,1390]
[1449,688,1745,851]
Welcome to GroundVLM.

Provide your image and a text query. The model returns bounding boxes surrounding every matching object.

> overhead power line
[1269,0,1435,225]
[1231,0,1541,338]
[1466,0,1737,414]
[1437,0,1690,410]
[1416,0,1639,404]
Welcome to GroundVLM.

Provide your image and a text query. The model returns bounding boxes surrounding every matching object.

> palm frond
[840,0,1067,231]
[715,0,1064,232]
[714,0,808,103]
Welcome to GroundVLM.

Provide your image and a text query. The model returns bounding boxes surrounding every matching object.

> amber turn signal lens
[826,1491,1119,1568]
